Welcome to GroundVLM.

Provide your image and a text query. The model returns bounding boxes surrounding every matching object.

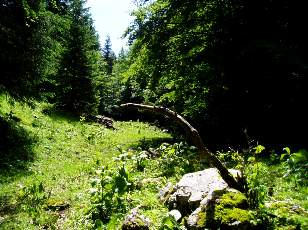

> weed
[88,142,202,229]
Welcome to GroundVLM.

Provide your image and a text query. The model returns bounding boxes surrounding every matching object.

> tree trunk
[120,103,244,192]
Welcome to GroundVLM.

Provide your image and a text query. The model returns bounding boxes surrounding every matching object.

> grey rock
[168,209,182,222]
[122,207,151,230]
[159,182,174,201]
[166,168,240,215]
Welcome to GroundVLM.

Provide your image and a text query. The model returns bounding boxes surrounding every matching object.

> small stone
[168,209,182,222]
[159,182,174,201]
[122,208,151,230]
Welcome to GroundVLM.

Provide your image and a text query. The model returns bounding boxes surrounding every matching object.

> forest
[0,0,307,229]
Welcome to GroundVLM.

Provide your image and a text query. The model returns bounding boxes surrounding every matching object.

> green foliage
[17,182,54,226]
[159,215,180,230]
[0,0,41,98]
[88,141,202,228]
[156,142,200,177]
[217,145,308,229]
[90,164,131,223]
[102,35,116,76]
[0,111,35,172]
[281,149,308,186]
[124,0,308,147]
[0,0,71,100]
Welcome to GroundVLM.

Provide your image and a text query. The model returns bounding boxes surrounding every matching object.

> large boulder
[161,168,254,229]
[165,168,240,215]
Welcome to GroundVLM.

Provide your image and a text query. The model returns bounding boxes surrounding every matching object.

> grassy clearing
[0,94,171,229]
[1,94,307,229]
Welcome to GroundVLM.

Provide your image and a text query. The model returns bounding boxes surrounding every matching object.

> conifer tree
[102,35,116,75]
[0,0,43,98]
[56,0,102,114]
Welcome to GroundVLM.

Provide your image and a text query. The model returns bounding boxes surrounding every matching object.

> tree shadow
[42,107,80,123]
[131,136,176,150]
[0,115,36,181]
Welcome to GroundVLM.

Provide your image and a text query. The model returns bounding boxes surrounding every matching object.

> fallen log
[120,103,244,192]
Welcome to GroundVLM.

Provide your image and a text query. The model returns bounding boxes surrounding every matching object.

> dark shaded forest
[1,0,307,150]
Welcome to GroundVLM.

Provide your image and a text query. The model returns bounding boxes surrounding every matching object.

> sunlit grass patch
[0,94,171,229]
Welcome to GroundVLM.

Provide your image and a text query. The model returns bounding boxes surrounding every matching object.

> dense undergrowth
[0,93,307,229]
[87,142,307,229]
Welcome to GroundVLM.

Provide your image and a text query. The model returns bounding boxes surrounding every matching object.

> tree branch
[120,103,244,192]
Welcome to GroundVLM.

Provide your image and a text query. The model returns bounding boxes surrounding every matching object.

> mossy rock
[122,208,151,230]
[217,191,248,209]
[195,190,255,229]
[45,198,70,211]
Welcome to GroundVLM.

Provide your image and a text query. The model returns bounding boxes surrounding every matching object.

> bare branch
[120,103,244,192]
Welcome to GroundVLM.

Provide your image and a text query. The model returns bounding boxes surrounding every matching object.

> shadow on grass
[0,115,36,181]
[42,107,80,123]
[131,136,176,150]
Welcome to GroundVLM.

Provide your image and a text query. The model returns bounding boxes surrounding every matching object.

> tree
[102,35,116,75]
[0,0,43,99]
[0,0,71,100]
[56,0,101,114]
[124,0,308,148]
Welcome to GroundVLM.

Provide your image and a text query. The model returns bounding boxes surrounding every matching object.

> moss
[197,210,207,227]
[215,207,254,224]
[195,191,253,228]
[213,191,252,224]
[218,191,248,208]
[46,198,70,211]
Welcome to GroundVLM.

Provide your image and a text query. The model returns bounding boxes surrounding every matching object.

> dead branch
[120,103,244,192]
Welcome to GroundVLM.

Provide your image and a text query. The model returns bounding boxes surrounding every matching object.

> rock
[187,189,252,230]
[160,168,255,229]
[122,208,151,230]
[159,182,175,202]
[187,190,219,229]
[86,114,115,129]
[168,209,182,222]
[228,220,251,230]
[94,115,115,129]
[166,168,240,215]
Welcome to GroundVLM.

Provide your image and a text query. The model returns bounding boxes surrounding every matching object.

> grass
[1,94,307,229]
[0,94,171,229]
[88,141,202,229]
[218,147,308,229]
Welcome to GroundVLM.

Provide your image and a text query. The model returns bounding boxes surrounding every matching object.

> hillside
[0,94,171,228]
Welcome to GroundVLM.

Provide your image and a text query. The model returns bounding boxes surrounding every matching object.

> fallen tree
[120,103,245,192]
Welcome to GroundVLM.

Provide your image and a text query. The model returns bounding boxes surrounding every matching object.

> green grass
[88,141,202,229]
[0,94,171,229]
[218,148,308,229]
[1,94,307,229]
